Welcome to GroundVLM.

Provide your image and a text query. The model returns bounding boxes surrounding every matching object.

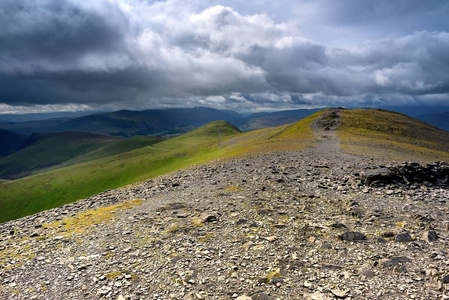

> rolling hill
[234,108,322,131]
[0,113,321,223]
[0,107,320,137]
[0,107,242,137]
[0,132,163,179]
[1,108,449,223]
[0,121,242,222]
[337,108,449,161]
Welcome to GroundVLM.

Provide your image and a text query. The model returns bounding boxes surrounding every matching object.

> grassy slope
[238,116,300,132]
[6,108,447,223]
[337,109,449,162]
[0,132,119,179]
[0,115,320,223]
[0,132,162,179]
[220,111,321,157]
[0,121,240,222]
[237,108,322,132]
[55,136,164,168]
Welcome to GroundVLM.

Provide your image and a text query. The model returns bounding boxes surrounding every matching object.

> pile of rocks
[361,162,449,188]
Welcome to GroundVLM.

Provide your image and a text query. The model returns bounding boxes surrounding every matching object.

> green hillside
[0,132,162,179]
[338,108,449,161]
[0,121,241,222]
[2,109,449,223]
[0,115,321,223]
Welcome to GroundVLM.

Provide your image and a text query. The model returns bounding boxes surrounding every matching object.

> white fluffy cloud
[0,0,448,112]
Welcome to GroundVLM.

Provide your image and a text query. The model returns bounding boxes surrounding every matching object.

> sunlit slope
[0,114,323,223]
[220,110,322,157]
[337,109,449,161]
[0,132,162,179]
[0,121,241,222]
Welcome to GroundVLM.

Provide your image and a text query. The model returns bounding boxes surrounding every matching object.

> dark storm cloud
[0,0,448,113]
[0,0,131,62]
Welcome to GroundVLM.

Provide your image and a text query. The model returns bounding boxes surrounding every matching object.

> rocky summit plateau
[1,109,449,300]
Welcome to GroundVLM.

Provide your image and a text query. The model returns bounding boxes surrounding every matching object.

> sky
[1,0,449,114]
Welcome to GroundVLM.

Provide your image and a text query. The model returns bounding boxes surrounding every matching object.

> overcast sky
[1,0,449,113]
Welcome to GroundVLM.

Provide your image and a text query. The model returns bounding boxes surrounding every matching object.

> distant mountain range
[415,112,449,132]
[0,111,96,123]
[1,106,448,166]
[0,107,322,137]
[0,107,323,178]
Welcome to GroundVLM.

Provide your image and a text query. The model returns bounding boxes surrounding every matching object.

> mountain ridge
[1,108,448,299]
[1,108,449,224]
[0,107,322,137]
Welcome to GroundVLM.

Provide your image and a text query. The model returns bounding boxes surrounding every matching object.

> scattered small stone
[265,236,277,242]
[251,292,273,300]
[303,280,313,288]
[321,242,332,249]
[331,223,347,229]
[382,256,411,268]
[236,219,248,225]
[359,269,375,279]
[395,232,413,243]
[2,143,449,300]
[377,237,388,243]
[339,231,367,242]
[442,274,449,284]
[243,241,254,251]
[422,230,438,242]
[331,288,348,298]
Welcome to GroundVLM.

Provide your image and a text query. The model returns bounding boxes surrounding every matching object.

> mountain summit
[1,109,449,299]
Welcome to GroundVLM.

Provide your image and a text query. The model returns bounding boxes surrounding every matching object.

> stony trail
[1,114,449,300]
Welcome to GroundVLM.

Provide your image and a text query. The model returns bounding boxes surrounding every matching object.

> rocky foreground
[1,119,449,299]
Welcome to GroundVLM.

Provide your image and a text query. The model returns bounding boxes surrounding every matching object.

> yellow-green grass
[42,199,143,236]
[0,199,142,271]
[220,111,323,158]
[338,109,449,162]
[0,116,321,223]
